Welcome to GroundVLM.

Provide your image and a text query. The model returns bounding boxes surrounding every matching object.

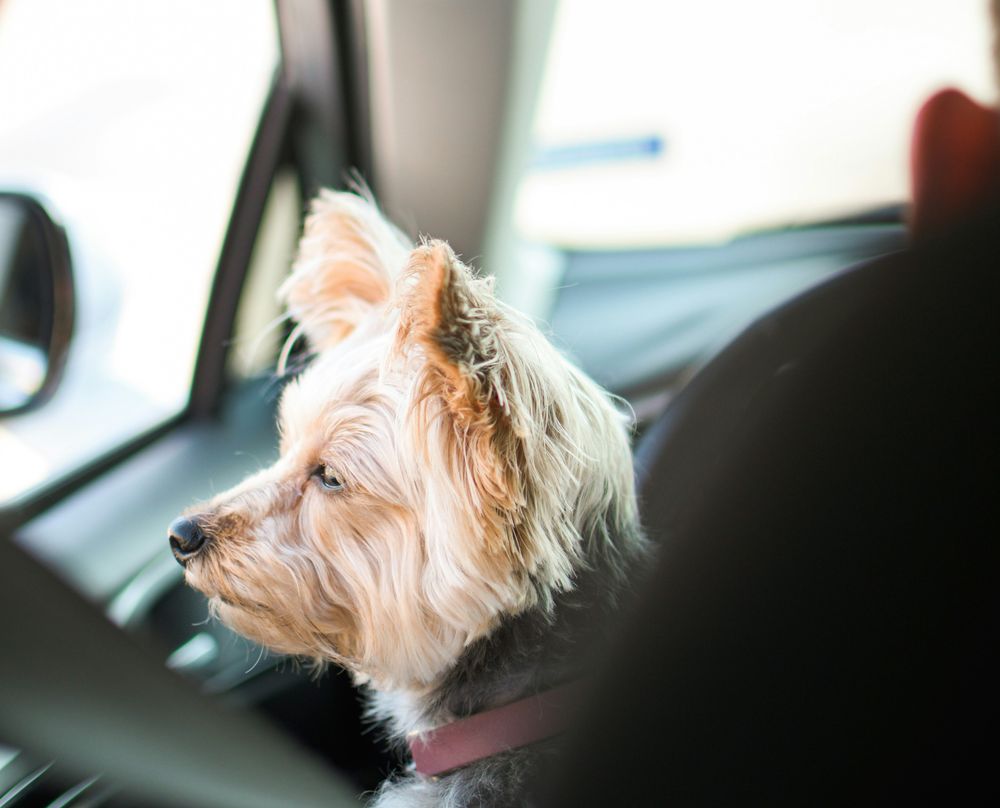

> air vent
[0,748,114,807]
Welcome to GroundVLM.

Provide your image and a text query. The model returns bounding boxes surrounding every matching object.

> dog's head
[171,192,636,689]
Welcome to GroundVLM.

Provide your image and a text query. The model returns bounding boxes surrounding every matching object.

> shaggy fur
[176,191,650,806]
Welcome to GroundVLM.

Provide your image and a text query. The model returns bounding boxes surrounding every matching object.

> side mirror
[0,192,74,415]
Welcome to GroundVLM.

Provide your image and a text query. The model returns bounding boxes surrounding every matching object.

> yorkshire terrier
[169,191,649,806]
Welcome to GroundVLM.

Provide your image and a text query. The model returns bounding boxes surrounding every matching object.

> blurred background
[0,0,993,506]
[0,0,277,501]
[522,0,993,246]
[0,0,993,507]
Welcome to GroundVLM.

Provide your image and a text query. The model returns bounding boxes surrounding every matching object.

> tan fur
[181,192,638,694]
[279,189,410,353]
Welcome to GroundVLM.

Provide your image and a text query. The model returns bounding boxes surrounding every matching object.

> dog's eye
[314,466,344,491]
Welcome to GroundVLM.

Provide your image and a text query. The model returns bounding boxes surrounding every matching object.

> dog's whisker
[191,612,213,628]
[244,644,267,675]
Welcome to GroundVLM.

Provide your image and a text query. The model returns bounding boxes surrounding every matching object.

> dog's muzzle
[168,516,210,566]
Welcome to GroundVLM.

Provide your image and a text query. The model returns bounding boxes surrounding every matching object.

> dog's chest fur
[369,512,650,807]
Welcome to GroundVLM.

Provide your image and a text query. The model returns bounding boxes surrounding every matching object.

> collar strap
[407,681,584,777]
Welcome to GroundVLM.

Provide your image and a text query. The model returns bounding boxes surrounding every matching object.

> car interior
[1,1,997,805]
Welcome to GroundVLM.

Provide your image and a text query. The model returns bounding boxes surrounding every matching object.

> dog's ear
[395,241,527,515]
[280,191,411,352]
[395,241,605,609]
[395,241,513,430]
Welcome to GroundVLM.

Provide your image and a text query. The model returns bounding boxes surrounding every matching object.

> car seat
[541,204,1000,805]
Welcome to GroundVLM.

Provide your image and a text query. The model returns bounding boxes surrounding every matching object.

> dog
[169,191,650,806]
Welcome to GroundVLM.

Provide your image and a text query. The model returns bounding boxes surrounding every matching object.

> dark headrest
[543,208,1000,805]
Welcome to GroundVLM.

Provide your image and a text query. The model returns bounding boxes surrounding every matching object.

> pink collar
[407,681,584,777]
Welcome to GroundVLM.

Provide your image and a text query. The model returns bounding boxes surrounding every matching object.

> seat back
[543,208,1000,804]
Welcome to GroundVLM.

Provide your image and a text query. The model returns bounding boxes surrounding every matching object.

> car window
[516,0,995,248]
[503,0,996,416]
[228,169,303,382]
[0,0,279,505]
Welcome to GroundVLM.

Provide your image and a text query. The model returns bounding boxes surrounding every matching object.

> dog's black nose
[168,516,209,565]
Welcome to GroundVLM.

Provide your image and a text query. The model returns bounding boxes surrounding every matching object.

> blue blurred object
[531,135,664,171]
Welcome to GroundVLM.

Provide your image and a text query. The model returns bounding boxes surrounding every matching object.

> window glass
[228,169,302,382]
[516,0,996,248]
[0,0,279,503]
